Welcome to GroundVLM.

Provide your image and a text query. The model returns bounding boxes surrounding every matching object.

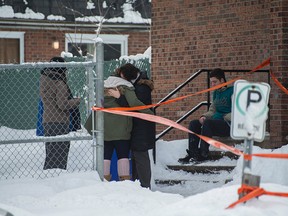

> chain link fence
[0,58,150,180]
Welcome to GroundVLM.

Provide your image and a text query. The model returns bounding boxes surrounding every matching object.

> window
[0,31,25,64]
[65,33,128,61]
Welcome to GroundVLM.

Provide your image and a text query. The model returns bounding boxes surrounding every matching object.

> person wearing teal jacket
[179,68,234,163]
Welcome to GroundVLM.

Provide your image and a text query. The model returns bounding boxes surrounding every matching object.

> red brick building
[0,0,151,63]
[151,0,288,148]
[1,0,287,148]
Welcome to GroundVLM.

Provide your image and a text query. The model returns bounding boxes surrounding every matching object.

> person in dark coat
[130,71,155,188]
[112,70,155,188]
[39,57,81,170]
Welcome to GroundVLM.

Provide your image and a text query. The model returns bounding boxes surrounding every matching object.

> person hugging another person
[103,63,154,182]
[178,68,234,164]
[114,69,155,189]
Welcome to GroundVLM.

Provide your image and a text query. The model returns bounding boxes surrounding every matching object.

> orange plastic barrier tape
[227,184,288,209]
[102,58,271,112]
[264,190,288,198]
[244,153,288,160]
[237,184,258,194]
[238,184,288,198]
[227,187,265,209]
[103,79,238,111]
[270,70,288,95]
[93,107,244,156]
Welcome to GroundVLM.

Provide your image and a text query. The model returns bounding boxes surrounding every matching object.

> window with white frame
[0,31,25,64]
[65,33,128,61]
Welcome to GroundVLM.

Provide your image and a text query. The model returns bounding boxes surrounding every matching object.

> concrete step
[154,146,240,188]
[209,151,239,160]
[167,164,236,174]
[154,178,233,186]
[155,179,222,186]
[212,132,271,148]
[154,163,235,186]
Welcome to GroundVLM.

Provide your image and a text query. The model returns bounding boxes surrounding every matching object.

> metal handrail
[153,69,208,110]
[152,68,270,163]
[155,101,210,141]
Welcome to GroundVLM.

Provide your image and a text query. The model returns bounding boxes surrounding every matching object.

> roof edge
[0,19,151,32]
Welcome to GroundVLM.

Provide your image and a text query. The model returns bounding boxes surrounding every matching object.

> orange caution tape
[264,190,288,198]
[95,56,288,210]
[227,184,288,209]
[102,58,271,112]
[91,58,272,157]
[237,184,258,195]
[103,80,238,111]
[252,57,270,71]
[93,107,244,156]
[244,153,288,160]
[227,186,265,209]
[270,70,288,95]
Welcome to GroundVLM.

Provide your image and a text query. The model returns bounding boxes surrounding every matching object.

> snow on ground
[0,131,287,216]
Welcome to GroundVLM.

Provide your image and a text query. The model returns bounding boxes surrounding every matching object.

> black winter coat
[117,72,156,151]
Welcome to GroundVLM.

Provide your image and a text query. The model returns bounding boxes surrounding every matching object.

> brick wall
[151,0,287,147]
[1,28,149,62]
[127,31,150,55]
[24,29,65,62]
[269,0,288,147]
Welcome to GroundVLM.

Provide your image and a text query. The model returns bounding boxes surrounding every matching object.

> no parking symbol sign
[231,80,270,142]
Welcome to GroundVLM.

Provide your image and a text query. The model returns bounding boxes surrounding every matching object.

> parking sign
[231,80,270,142]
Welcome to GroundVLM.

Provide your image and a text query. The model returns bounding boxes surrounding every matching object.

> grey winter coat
[39,68,81,124]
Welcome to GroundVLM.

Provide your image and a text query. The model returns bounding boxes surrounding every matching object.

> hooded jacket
[103,76,153,141]
[39,68,81,125]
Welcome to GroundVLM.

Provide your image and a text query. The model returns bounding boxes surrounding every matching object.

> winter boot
[104,174,111,181]
[119,175,131,181]
[178,149,193,164]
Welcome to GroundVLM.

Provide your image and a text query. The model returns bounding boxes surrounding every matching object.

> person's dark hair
[209,68,226,82]
[49,56,67,75]
[41,56,67,82]
[117,63,140,81]
[50,56,65,62]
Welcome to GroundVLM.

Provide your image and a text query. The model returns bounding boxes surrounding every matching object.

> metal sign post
[94,39,104,181]
[231,80,270,199]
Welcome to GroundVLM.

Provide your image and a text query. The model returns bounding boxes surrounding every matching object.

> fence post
[86,55,95,115]
[95,40,104,181]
